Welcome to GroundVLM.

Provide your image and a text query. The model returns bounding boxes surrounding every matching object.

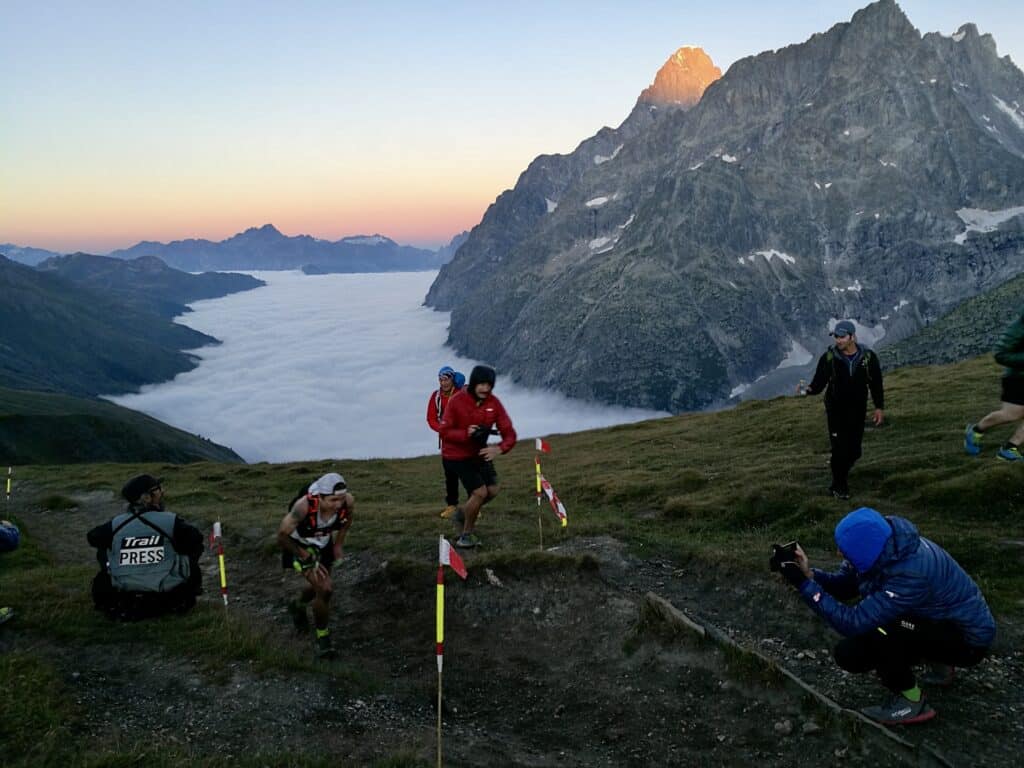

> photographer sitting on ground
[87,474,204,620]
[772,507,995,725]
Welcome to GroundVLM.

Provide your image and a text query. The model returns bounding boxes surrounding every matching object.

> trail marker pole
[210,522,228,608]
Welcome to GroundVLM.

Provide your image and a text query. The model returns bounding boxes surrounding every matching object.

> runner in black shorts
[439,365,517,548]
[444,455,498,497]
[277,472,354,658]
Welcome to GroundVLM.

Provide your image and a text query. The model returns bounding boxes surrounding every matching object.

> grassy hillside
[0,255,215,396]
[2,354,1021,766]
[882,272,1024,369]
[36,252,264,320]
[0,387,243,464]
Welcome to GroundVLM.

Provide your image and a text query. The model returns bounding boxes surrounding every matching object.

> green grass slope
[0,387,243,464]
[882,272,1024,369]
[0,255,215,396]
[2,355,1021,766]
[12,355,1023,609]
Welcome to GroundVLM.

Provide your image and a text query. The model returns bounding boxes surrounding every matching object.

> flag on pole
[534,438,551,453]
[436,535,468,768]
[540,477,568,528]
[209,522,229,607]
[534,456,542,504]
[438,535,467,580]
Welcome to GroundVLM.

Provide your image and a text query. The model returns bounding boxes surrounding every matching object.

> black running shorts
[281,542,334,571]
[1001,376,1024,406]
[443,457,498,494]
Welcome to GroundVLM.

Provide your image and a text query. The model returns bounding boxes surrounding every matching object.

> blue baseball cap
[835,507,892,572]
[831,320,856,338]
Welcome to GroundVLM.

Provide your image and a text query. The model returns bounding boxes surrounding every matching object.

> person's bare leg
[977,403,1024,432]
[462,486,488,533]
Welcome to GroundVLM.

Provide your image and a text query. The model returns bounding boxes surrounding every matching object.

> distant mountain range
[108,224,448,273]
[427,0,1024,412]
[3,227,465,274]
[0,386,243,465]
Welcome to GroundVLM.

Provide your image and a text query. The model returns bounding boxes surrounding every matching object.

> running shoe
[287,600,309,630]
[964,424,982,456]
[315,634,337,660]
[454,532,480,549]
[860,694,935,725]
[998,444,1023,462]
[440,505,457,519]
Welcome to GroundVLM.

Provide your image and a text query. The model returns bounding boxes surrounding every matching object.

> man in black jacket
[801,321,885,499]
[87,474,204,619]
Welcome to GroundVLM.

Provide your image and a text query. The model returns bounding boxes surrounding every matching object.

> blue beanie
[438,365,455,379]
[835,507,892,572]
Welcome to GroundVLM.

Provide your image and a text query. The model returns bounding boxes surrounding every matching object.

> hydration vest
[287,487,351,549]
[107,509,190,592]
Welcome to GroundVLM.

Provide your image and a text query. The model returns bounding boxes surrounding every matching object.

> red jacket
[439,389,517,460]
[427,388,456,448]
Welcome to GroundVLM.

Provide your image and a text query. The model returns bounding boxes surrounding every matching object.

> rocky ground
[3,493,1021,767]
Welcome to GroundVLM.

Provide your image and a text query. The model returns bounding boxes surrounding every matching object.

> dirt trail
[5,491,1022,766]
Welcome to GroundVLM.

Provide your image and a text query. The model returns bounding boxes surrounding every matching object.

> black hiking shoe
[315,634,336,660]
[860,694,935,725]
[287,600,309,630]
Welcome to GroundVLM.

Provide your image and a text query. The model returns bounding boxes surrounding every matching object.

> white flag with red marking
[438,535,468,580]
[535,438,551,453]
[540,476,568,528]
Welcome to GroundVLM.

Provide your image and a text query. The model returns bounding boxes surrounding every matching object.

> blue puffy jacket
[799,516,996,648]
[0,522,19,553]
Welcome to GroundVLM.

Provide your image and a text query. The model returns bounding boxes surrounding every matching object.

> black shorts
[1001,376,1024,406]
[281,542,334,571]
[443,457,498,494]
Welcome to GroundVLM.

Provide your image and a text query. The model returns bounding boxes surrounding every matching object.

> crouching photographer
[771,507,995,725]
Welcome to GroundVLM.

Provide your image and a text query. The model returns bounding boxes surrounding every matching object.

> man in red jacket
[440,365,517,548]
[427,365,461,518]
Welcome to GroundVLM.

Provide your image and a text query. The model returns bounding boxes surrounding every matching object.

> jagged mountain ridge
[426,0,1024,412]
[109,223,445,273]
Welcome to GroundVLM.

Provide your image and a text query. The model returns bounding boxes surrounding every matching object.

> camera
[471,426,495,446]
[769,541,799,572]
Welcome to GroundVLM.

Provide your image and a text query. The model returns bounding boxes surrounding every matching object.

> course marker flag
[438,535,467,580]
[540,477,568,528]
[436,535,468,767]
[209,522,229,607]
[535,438,551,453]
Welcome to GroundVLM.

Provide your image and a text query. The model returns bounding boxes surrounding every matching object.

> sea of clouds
[109,271,667,462]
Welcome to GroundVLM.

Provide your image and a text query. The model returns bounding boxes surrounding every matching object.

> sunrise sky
[2,1,1021,253]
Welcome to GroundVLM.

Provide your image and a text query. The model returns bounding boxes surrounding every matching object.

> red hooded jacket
[427,387,456,448]
[439,389,517,460]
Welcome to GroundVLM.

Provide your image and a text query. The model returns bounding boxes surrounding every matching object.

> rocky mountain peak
[637,46,721,108]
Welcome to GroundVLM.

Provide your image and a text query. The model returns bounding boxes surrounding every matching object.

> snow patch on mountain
[992,96,1024,132]
[585,196,609,208]
[594,145,624,165]
[954,206,1024,244]
[777,340,812,369]
[546,198,558,213]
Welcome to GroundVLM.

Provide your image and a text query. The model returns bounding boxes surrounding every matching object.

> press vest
[108,510,190,592]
